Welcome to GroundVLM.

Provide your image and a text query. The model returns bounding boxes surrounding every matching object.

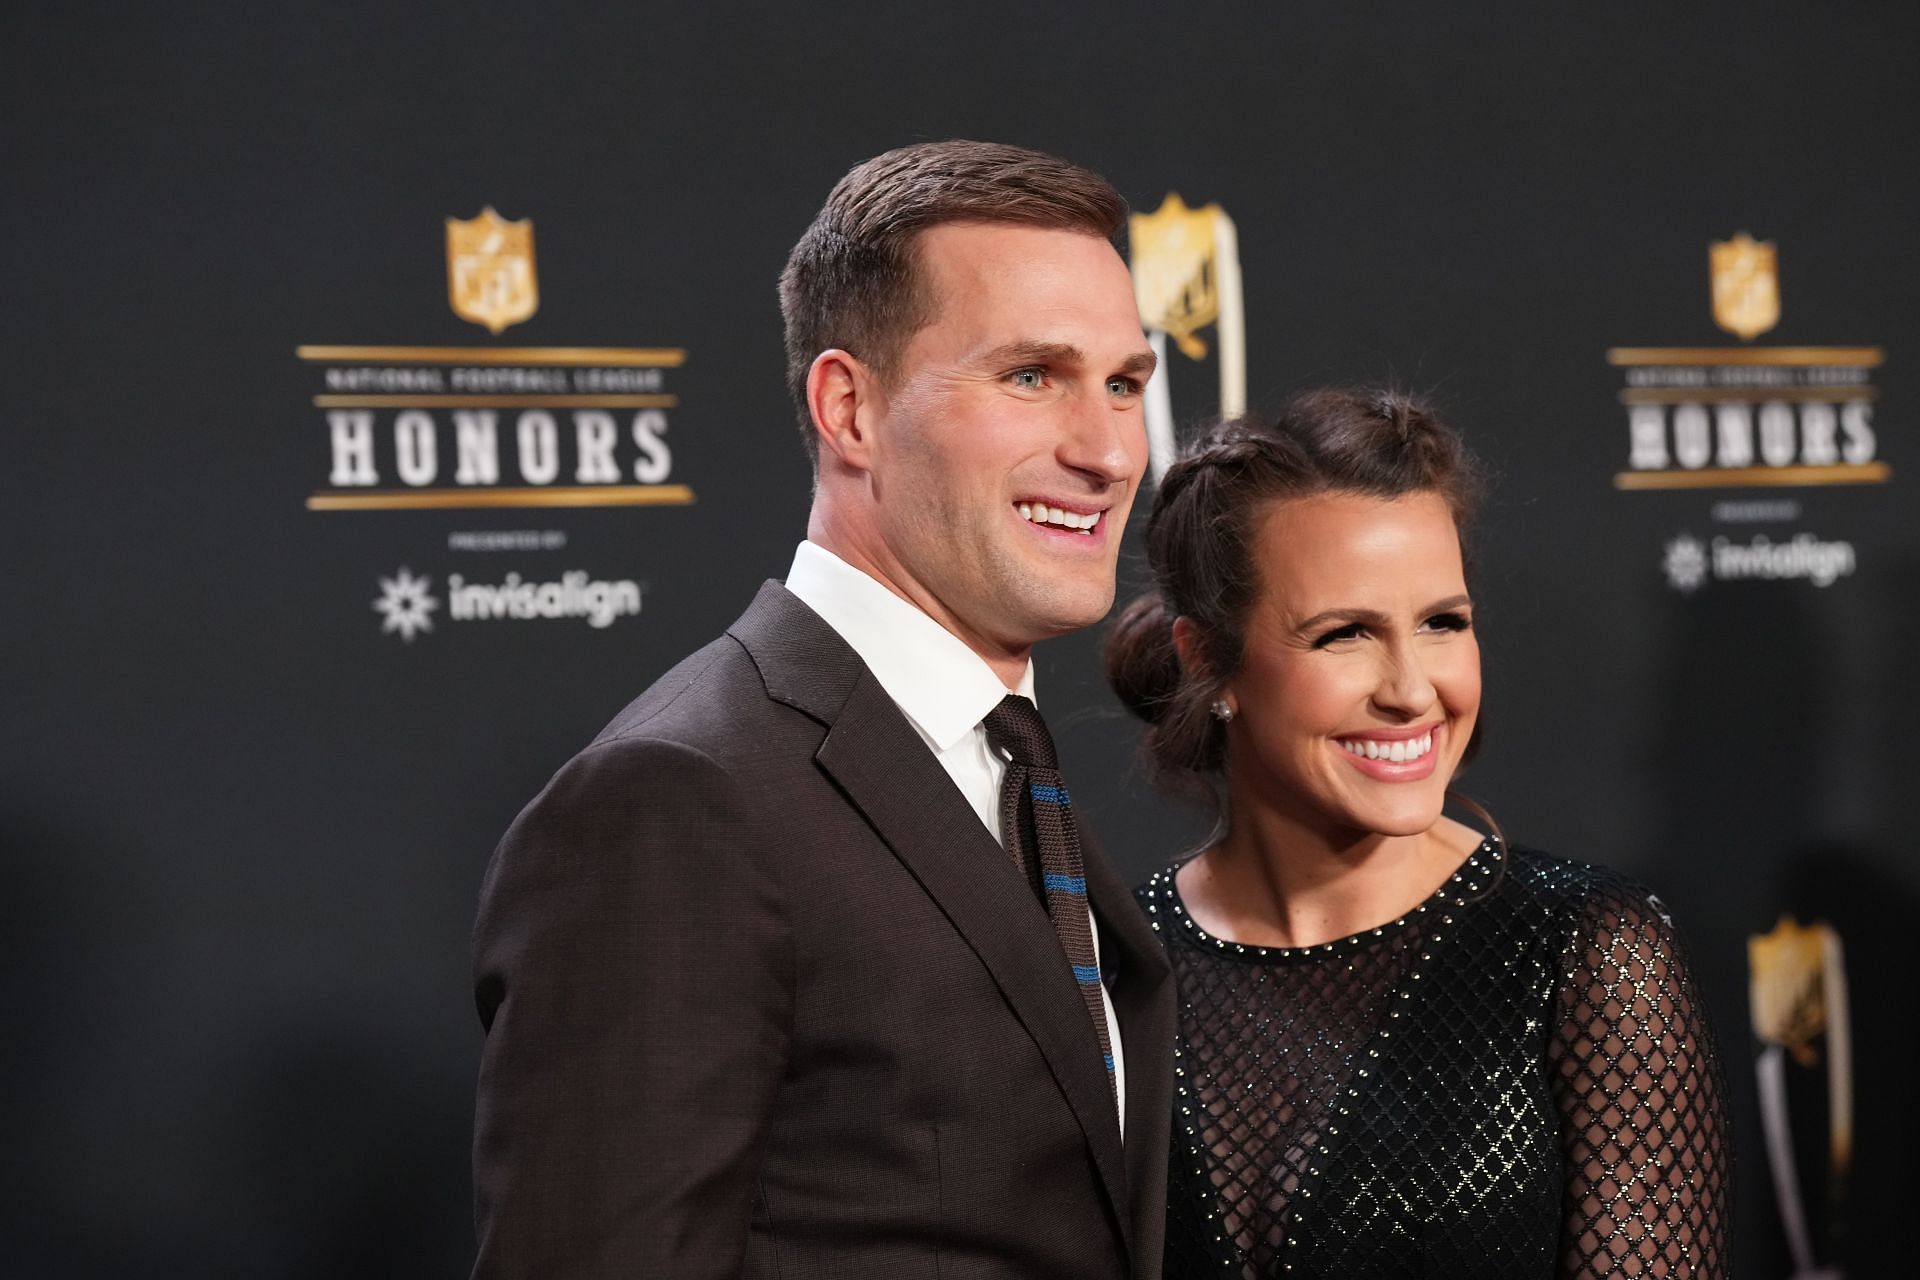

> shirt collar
[785,540,1035,752]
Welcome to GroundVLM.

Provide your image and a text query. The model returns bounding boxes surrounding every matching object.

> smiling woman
[1105,389,1730,1279]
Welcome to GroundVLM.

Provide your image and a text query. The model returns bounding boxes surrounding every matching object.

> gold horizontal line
[297,345,686,367]
[1607,346,1883,368]
[313,394,678,409]
[1613,463,1891,490]
[1617,386,1878,405]
[306,485,696,511]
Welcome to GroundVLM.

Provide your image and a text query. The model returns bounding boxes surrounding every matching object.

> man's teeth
[1018,502,1099,533]
[1338,731,1434,764]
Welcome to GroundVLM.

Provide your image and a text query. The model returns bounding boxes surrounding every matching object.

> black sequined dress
[1134,842,1728,1279]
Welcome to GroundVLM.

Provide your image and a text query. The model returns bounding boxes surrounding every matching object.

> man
[471,140,1173,1279]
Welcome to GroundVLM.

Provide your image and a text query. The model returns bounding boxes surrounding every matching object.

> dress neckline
[1144,836,1504,963]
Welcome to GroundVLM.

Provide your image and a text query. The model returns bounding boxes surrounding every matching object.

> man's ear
[807,349,880,470]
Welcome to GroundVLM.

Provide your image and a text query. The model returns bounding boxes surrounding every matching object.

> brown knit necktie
[982,694,1117,1105]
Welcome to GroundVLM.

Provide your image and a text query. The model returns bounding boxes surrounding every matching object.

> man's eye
[1009,368,1045,389]
[1107,376,1141,397]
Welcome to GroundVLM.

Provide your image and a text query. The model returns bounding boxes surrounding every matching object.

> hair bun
[1102,592,1182,725]
[1372,390,1413,437]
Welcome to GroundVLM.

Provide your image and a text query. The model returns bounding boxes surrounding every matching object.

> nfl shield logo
[1130,193,1229,360]
[446,207,538,334]
[1710,232,1779,342]
[1128,192,1247,481]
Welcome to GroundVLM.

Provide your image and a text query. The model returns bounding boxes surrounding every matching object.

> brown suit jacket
[471,581,1175,1279]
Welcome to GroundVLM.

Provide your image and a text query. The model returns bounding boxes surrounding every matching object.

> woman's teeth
[1018,502,1098,533]
[1338,731,1434,763]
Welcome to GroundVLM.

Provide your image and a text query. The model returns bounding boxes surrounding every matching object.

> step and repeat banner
[7,4,1914,1275]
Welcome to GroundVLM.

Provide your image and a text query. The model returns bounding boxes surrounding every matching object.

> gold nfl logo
[1128,193,1246,480]
[1709,231,1779,342]
[446,207,539,334]
[1131,193,1228,359]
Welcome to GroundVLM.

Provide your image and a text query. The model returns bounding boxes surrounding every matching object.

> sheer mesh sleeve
[1549,881,1730,1279]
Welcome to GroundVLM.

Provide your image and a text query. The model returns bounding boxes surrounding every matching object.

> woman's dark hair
[1104,387,1486,808]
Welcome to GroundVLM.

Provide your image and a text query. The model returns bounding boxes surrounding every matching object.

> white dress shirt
[785,540,1126,1130]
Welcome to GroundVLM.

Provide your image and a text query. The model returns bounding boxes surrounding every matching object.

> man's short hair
[778,140,1129,463]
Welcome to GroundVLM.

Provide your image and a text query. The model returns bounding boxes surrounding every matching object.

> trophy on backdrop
[1749,916,1852,1280]
[1128,193,1245,481]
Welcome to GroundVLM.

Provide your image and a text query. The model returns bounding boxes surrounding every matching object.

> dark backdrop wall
[6,3,1913,1274]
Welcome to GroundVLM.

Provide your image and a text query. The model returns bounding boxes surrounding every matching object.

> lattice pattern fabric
[1135,842,1729,1279]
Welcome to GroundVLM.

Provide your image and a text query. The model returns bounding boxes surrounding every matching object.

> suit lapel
[730,582,1135,1256]
[1083,828,1175,1270]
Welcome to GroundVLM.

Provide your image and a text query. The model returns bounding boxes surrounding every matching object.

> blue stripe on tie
[1071,963,1101,984]
[1042,873,1087,896]
[1103,1053,1115,1072]
[1029,782,1070,806]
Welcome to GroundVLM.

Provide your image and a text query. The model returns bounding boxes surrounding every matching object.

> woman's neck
[1176,802,1483,950]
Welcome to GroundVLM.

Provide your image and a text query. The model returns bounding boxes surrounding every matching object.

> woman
[1106,389,1728,1279]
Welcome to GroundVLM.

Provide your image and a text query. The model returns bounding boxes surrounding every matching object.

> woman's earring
[1210,700,1235,723]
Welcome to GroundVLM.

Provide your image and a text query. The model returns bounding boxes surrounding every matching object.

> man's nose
[1057,384,1144,486]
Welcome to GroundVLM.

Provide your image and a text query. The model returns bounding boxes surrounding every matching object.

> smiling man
[471,141,1175,1280]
